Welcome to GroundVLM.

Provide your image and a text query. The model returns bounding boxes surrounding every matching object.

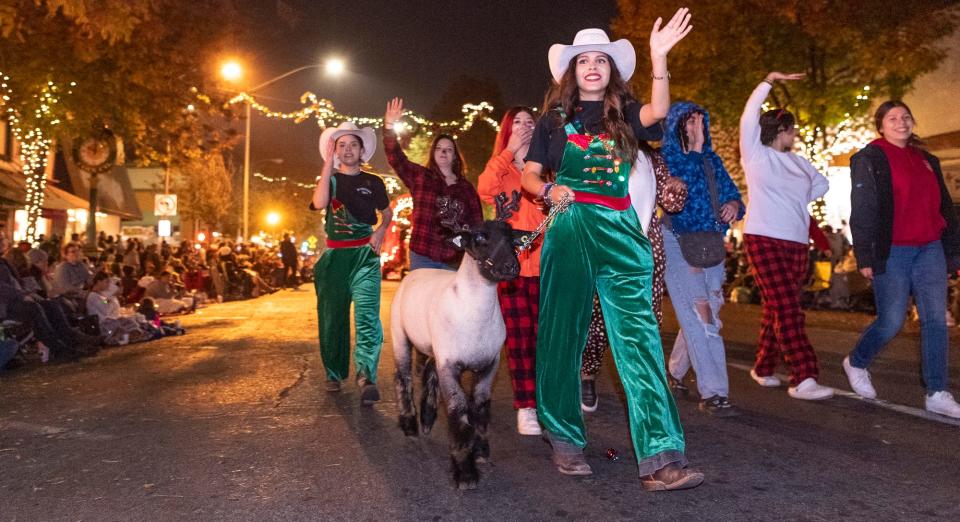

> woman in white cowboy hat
[312,121,393,405]
[521,8,703,491]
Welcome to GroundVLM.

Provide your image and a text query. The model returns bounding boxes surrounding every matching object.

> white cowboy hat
[548,28,636,83]
[318,121,377,164]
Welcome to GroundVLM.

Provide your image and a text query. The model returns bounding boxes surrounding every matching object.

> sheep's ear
[446,231,469,251]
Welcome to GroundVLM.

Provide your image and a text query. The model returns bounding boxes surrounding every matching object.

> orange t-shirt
[477,149,547,277]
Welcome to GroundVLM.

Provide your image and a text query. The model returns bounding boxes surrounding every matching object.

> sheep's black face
[449,220,524,283]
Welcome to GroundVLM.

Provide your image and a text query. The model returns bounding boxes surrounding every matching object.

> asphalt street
[2,283,958,521]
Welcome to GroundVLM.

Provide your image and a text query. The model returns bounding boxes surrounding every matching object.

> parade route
[2,283,958,521]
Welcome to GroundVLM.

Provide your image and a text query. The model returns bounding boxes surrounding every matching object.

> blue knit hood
[660,102,743,234]
[662,101,716,156]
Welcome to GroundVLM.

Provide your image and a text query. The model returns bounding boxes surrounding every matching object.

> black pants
[283,262,298,287]
[8,299,74,353]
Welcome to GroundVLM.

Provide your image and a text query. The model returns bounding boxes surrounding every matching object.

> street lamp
[220,61,243,82]
[220,58,346,242]
[325,57,346,77]
[266,211,281,227]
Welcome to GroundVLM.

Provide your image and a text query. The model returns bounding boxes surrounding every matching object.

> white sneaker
[926,391,960,419]
[750,369,781,387]
[842,356,877,399]
[517,407,542,435]
[788,378,834,401]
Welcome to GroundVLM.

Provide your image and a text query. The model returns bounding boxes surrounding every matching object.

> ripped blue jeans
[661,224,730,399]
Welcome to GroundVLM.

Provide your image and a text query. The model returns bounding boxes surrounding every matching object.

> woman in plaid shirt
[383,98,484,271]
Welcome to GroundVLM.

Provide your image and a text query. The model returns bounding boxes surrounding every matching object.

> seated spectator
[0,236,99,361]
[26,248,53,298]
[50,242,91,299]
[120,265,142,306]
[144,271,193,314]
[86,272,152,345]
[5,248,37,295]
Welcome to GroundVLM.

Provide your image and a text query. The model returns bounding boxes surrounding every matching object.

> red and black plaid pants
[744,234,820,385]
[497,276,539,409]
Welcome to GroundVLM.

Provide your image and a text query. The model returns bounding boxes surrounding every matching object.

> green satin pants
[314,246,383,383]
[536,203,687,475]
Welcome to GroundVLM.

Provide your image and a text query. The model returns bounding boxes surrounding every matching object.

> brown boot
[547,438,592,476]
[640,462,704,492]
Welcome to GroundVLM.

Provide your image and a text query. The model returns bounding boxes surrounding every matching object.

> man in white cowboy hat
[311,121,392,404]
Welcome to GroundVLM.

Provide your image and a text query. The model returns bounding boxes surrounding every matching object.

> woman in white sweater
[740,72,833,401]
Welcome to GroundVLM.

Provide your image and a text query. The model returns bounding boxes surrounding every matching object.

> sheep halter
[516,194,571,252]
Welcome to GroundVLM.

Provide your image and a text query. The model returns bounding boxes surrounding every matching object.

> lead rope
[516,194,572,252]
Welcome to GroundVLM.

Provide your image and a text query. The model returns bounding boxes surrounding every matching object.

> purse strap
[702,157,721,220]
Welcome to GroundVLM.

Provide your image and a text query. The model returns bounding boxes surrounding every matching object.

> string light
[220,91,500,139]
[0,73,65,244]
[253,171,314,189]
[789,85,875,225]
[761,85,875,225]
[254,170,406,195]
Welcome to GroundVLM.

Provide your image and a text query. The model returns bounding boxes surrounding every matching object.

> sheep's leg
[439,362,478,490]
[393,335,417,436]
[469,355,499,463]
[419,357,439,435]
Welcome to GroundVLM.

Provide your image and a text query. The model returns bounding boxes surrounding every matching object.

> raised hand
[650,7,693,58]
[766,72,806,82]
[323,133,336,163]
[384,97,404,126]
[506,126,533,153]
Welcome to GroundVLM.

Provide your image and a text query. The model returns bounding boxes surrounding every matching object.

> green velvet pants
[313,245,383,383]
[536,202,687,475]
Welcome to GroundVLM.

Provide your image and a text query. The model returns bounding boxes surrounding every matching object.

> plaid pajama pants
[497,276,539,409]
[744,234,820,385]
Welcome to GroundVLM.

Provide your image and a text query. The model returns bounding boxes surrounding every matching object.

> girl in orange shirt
[477,106,547,436]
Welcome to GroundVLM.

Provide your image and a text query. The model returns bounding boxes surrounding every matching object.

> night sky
[235,0,620,180]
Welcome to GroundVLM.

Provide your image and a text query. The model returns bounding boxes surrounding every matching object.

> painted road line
[727,362,960,428]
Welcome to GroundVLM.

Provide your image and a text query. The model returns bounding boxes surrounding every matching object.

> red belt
[573,191,631,211]
[326,237,370,248]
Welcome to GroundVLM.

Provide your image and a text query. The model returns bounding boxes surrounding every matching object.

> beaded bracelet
[544,183,557,207]
[538,182,554,200]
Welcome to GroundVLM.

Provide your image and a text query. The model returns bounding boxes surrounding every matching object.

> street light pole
[243,100,252,241]
[226,58,345,243]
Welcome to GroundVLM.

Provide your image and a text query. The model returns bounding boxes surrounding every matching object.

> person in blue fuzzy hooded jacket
[659,101,745,416]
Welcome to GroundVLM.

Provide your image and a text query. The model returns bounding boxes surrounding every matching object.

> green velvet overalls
[313,176,383,383]
[536,118,687,476]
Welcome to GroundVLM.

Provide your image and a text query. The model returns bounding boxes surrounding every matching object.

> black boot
[356,373,380,405]
[580,376,598,412]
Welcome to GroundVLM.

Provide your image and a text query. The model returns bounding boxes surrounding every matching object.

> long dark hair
[759,109,796,146]
[426,134,467,178]
[874,100,924,148]
[542,55,638,161]
[493,106,536,157]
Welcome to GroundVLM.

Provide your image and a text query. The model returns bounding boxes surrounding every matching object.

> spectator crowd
[0,231,310,370]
